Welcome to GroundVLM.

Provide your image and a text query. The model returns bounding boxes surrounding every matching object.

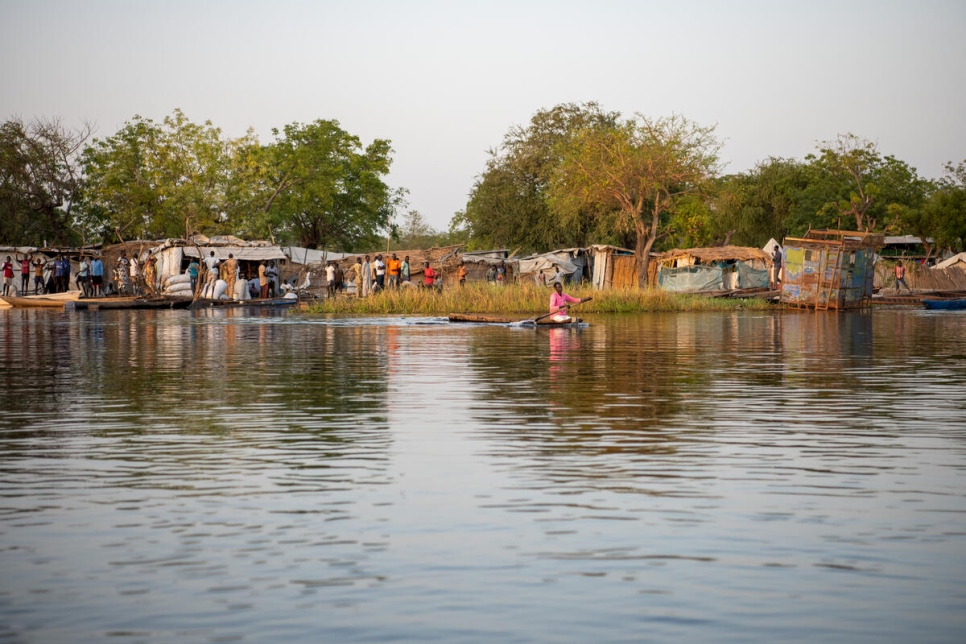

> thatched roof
[658,246,770,265]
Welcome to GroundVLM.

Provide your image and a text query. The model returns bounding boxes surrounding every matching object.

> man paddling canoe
[549,281,581,323]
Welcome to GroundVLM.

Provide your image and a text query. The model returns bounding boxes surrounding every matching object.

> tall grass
[305,283,774,315]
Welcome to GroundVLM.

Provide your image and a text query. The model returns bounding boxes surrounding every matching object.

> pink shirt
[550,291,580,313]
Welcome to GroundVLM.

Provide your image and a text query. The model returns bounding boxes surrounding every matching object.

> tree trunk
[635,219,658,289]
[634,202,663,289]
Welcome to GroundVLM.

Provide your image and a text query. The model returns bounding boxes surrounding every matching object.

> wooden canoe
[448,313,585,326]
[1,295,73,308]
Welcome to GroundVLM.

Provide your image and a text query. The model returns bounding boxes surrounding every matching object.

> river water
[1,306,965,643]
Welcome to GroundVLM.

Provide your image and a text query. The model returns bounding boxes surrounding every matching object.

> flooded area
[1,306,965,642]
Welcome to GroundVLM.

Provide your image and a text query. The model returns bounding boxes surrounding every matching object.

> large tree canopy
[235,120,398,250]
[918,161,966,255]
[0,117,91,246]
[457,102,619,253]
[76,112,399,249]
[456,105,966,263]
[551,114,721,285]
[80,110,231,241]
[713,144,937,250]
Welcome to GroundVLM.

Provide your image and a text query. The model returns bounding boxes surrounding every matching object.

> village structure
[4,229,966,311]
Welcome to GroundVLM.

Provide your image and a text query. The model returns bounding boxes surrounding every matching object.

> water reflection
[1,307,965,642]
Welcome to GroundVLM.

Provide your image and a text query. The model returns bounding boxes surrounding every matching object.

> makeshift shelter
[781,230,883,310]
[517,249,586,284]
[655,246,771,292]
[149,239,286,281]
[934,252,966,271]
[455,249,516,284]
[144,238,287,298]
[283,247,354,266]
[585,245,637,290]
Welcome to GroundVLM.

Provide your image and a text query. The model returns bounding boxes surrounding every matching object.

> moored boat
[922,298,966,311]
[1,295,71,308]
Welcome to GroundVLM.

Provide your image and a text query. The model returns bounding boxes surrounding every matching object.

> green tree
[0,117,92,245]
[236,120,397,250]
[80,110,231,241]
[811,134,926,233]
[459,102,619,253]
[396,209,437,248]
[714,158,811,246]
[921,161,966,254]
[665,194,715,249]
[551,114,721,286]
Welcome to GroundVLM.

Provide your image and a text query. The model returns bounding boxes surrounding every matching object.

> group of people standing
[1,252,109,297]
[200,251,279,299]
[337,253,444,297]
[112,250,160,297]
[346,253,411,296]
[485,261,509,285]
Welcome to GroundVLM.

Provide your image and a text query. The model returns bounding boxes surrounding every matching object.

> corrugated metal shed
[780,230,883,310]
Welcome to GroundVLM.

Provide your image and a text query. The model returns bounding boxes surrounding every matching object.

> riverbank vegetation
[305,283,773,316]
[455,104,966,264]
[3,104,964,264]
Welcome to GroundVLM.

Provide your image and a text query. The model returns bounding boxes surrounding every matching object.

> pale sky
[2,0,964,231]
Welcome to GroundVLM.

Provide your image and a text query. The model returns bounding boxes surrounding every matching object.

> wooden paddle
[529,296,592,324]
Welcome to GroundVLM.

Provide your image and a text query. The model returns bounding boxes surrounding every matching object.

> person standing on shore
[401,256,411,283]
[1,256,13,296]
[422,262,437,288]
[387,253,400,288]
[76,255,91,297]
[116,252,130,295]
[551,266,562,286]
[51,254,66,293]
[333,262,344,294]
[187,258,199,295]
[258,261,269,299]
[32,255,45,294]
[223,253,238,300]
[771,246,783,289]
[325,262,336,293]
[351,257,364,297]
[18,253,31,296]
[374,255,386,291]
[894,260,911,293]
[203,251,220,295]
[265,262,279,297]
[361,255,372,297]
[90,255,104,297]
[144,253,157,295]
[130,253,141,296]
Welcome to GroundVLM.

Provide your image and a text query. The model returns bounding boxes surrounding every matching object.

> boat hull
[923,298,966,310]
[448,313,586,327]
